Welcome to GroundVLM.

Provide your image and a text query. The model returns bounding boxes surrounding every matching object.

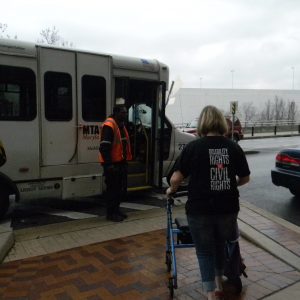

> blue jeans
[187,213,238,292]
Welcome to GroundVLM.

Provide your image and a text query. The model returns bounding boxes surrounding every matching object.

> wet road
[239,148,300,226]
[239,136,300,226]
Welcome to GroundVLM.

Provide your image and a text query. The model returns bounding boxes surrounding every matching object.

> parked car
[182,117,244,142]
[271,148,300,197]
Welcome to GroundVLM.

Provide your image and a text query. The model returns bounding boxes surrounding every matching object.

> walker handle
[167,197,175,206]
[166,190,188,206]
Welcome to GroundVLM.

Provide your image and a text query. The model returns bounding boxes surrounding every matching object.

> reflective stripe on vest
[98,117,132,163]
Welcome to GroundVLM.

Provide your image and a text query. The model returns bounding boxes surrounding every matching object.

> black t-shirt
[174,136,250,215]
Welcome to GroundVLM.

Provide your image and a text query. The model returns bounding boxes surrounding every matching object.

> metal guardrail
[175,122,300,137]
[175,120,299,128]
[243,124,300,137]
[241,120,299,127]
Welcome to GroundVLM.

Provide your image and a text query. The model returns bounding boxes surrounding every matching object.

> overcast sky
[2,0,300,90]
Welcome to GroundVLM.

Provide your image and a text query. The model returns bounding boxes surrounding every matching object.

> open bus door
[115,78,170,191]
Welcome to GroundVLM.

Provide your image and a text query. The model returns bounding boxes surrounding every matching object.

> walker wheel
[168,277,174,298]
[227,277,243,294]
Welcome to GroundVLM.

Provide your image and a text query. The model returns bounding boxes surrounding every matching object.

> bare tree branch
[0,23,17,39]
[260,99,273,121]
[37,26,74,47]
[287,100,297,122]
[241,101,257,121]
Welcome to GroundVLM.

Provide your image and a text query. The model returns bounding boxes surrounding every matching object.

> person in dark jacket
[0,140,6,167]
[99,99,132,222]
[166,105,250,300]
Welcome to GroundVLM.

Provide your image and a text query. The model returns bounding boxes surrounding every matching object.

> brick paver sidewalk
[239,203,300,258]
[1,228,300,300]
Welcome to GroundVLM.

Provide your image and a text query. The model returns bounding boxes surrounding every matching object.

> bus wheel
[0,189,9,219]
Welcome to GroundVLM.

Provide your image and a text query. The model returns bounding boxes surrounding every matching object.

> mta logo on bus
[82,125,101,140]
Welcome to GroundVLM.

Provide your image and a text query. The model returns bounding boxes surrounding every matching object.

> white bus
[0,39,194,217]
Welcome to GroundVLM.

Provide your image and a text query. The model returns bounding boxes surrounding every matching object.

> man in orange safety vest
[99,99,132,222]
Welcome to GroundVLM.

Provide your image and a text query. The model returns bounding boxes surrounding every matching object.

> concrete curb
[238,219,300,271]
[263,282,300,300]
[238,201,300,271]
[241,201,300,234]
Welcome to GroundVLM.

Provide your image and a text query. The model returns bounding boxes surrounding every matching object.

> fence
[175,120,300,137]
[243,123,300,137]
[241,120,299,127]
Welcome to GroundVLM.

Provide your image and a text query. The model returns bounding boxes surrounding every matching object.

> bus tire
[0,188,9,219]
[0,172,20,214]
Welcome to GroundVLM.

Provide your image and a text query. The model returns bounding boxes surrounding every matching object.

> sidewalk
[0,198,300,299]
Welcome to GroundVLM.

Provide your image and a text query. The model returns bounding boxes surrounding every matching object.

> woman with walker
[166,105,250,300]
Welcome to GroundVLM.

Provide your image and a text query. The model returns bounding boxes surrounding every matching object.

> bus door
[39,48,77,166]
[131,82,170,188]
[153,83,169,188]
[76,53,111,164]
[116,78,166,188]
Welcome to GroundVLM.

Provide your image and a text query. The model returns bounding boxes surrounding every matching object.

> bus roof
[0,38,36,57]
[0,38,167,73]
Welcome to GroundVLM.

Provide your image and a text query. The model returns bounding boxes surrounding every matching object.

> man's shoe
[107,214,124,222]
[117,210,128,219]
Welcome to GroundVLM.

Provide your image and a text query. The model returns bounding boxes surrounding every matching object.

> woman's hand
[166,170,184,198]
[166,187,175,197]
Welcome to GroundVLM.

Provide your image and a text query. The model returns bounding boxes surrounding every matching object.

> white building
[166,88,300,125]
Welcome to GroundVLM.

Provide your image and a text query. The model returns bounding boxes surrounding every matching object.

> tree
[286,100,297,122]
[0,23,7,37]
[241,101,257,122]
[0,23,17,39]
[260,99,273,121]
[37,26,74,47]
[257,97,299,123]
[273,96,286,121]
[38,26,60,45]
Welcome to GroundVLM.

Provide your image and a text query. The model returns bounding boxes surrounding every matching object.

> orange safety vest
[98,117,132,163]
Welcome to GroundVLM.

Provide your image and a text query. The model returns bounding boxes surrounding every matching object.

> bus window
[82,75,106,122]
[44,71,72,121]
[158,115,172,160]
[0,65,36,121]
[128,104,152,127]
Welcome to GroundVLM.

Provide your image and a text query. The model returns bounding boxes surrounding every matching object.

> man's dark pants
[104,163,128,217]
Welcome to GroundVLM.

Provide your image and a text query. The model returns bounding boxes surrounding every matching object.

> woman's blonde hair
[197,105,228,136]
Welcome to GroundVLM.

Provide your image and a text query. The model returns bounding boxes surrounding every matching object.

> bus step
[128,172,148,188]
[127,185,152,192]
[128,161,146,173]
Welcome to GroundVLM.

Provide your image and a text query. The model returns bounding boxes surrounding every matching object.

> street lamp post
[291,67,295,90]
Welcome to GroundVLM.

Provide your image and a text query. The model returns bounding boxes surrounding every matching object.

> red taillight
[187,129,197,134]
[276,154,300,166]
